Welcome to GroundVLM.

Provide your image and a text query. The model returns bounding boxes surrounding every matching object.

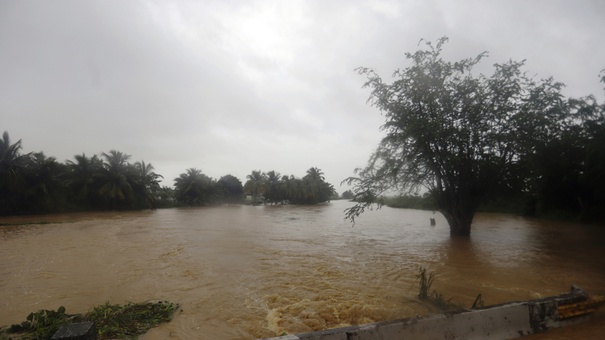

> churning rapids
[1,200,604,339]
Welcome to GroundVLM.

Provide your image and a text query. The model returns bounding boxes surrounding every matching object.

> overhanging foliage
[345,37,605,235]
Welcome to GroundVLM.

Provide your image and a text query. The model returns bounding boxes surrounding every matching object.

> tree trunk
[438,191,478,237]
[441,209,473,237]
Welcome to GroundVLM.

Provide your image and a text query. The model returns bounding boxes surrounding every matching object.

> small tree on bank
[344,38,573,237]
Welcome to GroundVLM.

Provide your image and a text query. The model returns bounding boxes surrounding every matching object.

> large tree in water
[344,38,570,236]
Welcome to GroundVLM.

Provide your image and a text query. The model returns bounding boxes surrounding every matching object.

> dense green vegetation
[244,168,337,205]
[1,301,179,339]
[0,135,170,215]
[345,38,605,234]
[0,132,337,216]
[171,167,336,207]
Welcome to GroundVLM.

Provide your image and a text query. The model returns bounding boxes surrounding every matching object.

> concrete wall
[262,287,599,340]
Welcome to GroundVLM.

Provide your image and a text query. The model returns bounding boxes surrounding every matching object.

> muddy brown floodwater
[1,200,604,339]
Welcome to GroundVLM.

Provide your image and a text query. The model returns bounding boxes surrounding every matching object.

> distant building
[245,194,264,205]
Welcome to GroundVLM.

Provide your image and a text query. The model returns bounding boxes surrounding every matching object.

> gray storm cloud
[1,0,603,189]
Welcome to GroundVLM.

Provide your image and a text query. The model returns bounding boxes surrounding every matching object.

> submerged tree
[344,38,571,236]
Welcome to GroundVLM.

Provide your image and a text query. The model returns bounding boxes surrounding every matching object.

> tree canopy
[345,38,605,236]
[217,174,244,203]
[173,168,219,206]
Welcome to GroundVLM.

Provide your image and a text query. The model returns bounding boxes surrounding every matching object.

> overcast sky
[1,0,604,191]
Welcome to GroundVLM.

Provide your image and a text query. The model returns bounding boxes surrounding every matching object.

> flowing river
[1,200,604,339]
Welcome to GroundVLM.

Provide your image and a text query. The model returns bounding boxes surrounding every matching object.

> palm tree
[302,167,332,204]
[280,175,292,202]
[24,152,66,213]
[174,168,217,206]
[102,150,131,173]
[282,175,302,204]
[304,167,325,182]
[0,131,29,190]
[95,150,135,209]
[244,170,266,204]
[0,131,30,214]
[264,170,282,204]
[156,185,176,207]
[65,153,103,207]
[133,161,163,209]
[174,168,202,205]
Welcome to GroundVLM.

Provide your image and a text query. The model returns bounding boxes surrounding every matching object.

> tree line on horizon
[0,133,337,216]
[173,167,336,206]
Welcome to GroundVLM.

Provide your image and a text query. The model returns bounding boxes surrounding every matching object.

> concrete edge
[261,286,598,340]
